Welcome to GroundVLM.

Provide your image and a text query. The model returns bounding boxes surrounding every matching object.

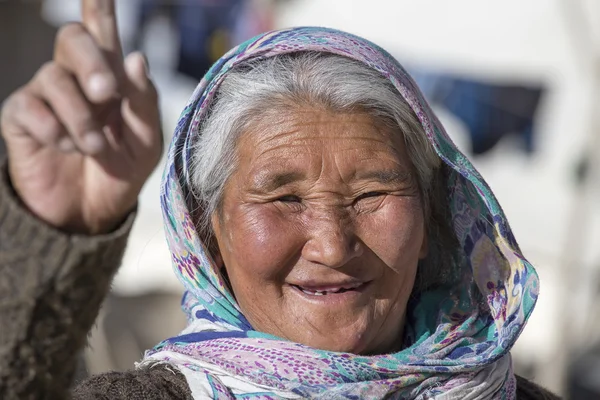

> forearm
[0,159,135,399]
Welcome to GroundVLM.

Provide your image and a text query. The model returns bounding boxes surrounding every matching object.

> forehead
[236,107,408,161]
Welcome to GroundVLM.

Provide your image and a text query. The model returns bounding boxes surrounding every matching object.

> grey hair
[190,52,460,293]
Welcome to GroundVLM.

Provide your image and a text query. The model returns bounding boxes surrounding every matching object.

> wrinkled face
[211,108,427,355]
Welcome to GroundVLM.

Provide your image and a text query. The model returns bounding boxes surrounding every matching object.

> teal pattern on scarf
[145,27,539,399]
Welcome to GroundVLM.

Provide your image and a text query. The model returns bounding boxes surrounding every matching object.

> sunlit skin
[211,107,428,355]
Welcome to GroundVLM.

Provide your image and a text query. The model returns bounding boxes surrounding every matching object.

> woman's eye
[277,195,301,203]
[356,192,384,201]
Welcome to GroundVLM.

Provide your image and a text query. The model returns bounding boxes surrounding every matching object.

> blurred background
[2,0,600,398]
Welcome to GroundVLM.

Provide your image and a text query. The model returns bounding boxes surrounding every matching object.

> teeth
[296,283,364,296]
[301,288,327,295]
[300,288,350,295]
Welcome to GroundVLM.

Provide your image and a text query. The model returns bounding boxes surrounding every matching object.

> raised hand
[0,0,162,234]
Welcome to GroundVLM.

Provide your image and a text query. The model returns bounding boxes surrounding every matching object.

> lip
[288,279,368,292]
[287,281,372,305]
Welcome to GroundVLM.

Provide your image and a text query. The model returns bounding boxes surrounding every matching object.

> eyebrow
[251,169,414,192]
[251,171,305,192]
[354,169,414,186]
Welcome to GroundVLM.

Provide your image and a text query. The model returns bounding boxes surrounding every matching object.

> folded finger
[54,23,119,103]
[2,89,69,151]
[31,63,106,154]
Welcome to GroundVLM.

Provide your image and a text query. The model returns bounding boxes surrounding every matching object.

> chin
[293,330,379,355]
[284,317,403,355]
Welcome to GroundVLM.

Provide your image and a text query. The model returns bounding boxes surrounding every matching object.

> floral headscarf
[141,27,539,399]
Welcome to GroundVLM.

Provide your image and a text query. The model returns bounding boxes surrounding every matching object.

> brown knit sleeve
[72,365,193,400]
[0,159,136,400]
[515,375,562,400]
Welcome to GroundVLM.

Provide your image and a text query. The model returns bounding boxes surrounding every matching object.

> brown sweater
[0,159,559,399]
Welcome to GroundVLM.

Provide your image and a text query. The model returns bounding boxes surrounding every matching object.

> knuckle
[0,90,61,142]
[61,97,95,134]
[0,91,20,119]
[37,61,61,81]
[0,96,16,131]
[5,90,34,120]
[37,114,63,142]
[39,63,73,90]
[43,118,64,141]
[56,23,85,47]
[13,90,36,112]
[55,99,95,136]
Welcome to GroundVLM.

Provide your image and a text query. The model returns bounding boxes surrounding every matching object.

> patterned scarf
[140,27,539,399]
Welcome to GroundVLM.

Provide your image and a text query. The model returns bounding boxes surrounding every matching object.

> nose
[301,211,363,268]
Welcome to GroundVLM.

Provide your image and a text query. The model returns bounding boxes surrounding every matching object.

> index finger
[81,0,122,61]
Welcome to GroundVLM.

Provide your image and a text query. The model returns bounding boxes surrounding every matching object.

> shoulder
[515,375,562,400]
[72,364,193,400]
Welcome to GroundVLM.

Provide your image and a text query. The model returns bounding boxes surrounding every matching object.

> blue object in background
[137,0,243,81]
[413,71,545,156]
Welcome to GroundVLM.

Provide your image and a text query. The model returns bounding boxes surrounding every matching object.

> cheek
[359,196,425,271]
[221,205,304,280]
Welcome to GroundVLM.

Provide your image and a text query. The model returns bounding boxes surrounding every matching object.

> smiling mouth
[291,282,367,296]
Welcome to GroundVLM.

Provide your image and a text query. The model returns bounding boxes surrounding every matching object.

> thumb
[121,52,162,152]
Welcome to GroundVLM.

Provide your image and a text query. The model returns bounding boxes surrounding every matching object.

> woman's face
[211,108,427,355]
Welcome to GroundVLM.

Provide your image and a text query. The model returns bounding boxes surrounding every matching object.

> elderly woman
[0,1,557,399]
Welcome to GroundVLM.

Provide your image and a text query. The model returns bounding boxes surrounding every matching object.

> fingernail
[83,131,106,154]
[88,73,117,100]
[57,137,75,152]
